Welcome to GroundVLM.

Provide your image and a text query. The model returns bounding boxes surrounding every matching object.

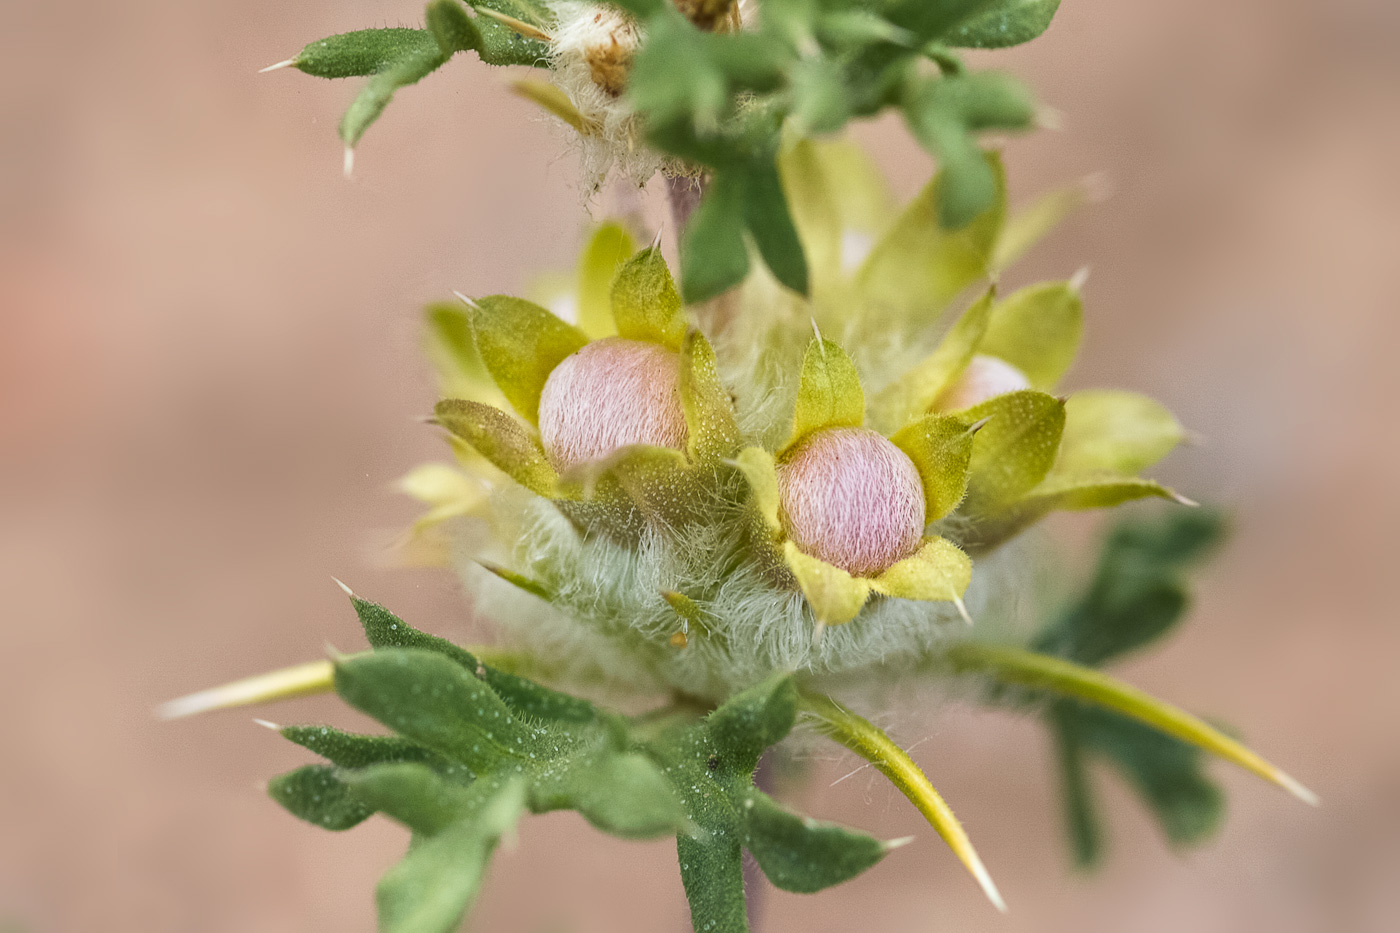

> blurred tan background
[2,0,1397,930]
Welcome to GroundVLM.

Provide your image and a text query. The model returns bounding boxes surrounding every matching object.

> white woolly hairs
[538,337,688,471]
[777,427,926,576]
[936,354,1032,411]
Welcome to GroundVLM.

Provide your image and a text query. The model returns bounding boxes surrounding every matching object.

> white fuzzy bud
[538,337,688,471]
[777,427,926,576]
[936,354,1032,411]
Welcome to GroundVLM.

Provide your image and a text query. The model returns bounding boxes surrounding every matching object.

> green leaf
[576,223,636,337]
[889,414,980,522]
[960,389,1065,515]
[904,73,1034,227]
[375,777,526,933]
[291,28,443,79]
[611,247,687,348]
[1074,704,1225,848]
[281,724,451,770]
[334,649,530,773]
[785,338,865,450]
[1049,702,1103,869]
[706,672,798,773]
[347,593,601,724]
[742,159,810,296]
[465,295,588,425]
[979,281,1083,389]
[342,762,482,836]
[946,0,1062,49]
[544,751,694,838]
[739,789,887,893]
[432,399,559,496]
[269,764,375,830]
[679,329,742,461]
[647,674,887,933]
[1056,390,1184,476]
[426,0,484,55]
[1034,510,1225,667]
[874,288,995,429]
[857,155,1005,323]
[340,44,451,148]
[681,171,750,304]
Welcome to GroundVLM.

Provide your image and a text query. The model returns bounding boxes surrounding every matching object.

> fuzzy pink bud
[777,427,926,576]
[538,337,688,471]
[936,354,1031,411]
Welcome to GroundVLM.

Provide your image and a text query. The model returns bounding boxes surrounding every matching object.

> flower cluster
[406,140,1189,702]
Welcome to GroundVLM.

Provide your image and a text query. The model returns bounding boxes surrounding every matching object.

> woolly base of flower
[452,490,1047,703]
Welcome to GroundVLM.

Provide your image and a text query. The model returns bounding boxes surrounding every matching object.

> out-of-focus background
[2,0,1397,930]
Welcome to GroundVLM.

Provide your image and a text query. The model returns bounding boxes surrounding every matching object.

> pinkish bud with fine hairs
[935,354,1032,411]
[777,427,926,576]
[538,337,689,471]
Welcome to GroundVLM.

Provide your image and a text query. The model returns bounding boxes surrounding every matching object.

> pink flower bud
[777,427,926,576]
[538,337,688,471]
[936,354,1031,411]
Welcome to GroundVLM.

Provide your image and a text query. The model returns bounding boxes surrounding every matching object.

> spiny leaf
[960,389,1065,515]
[288,28,442,78]
[870,537,973,609]
[786,338,865,450]
[679,328,742,461]
[739,788,888,893]
[890,413,981,522]
[611,247,687,348]
[464,294,588,425]
[432,399,559,496]
[979,281,1084,389]
[334,649,530,772]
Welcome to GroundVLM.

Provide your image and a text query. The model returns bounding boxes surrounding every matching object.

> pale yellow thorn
[452,290,483,311]
[1172,491,1201,508]
[253,718,281,731]
[331,575,355,597]
[649,226,664,252]
[953,594,973,627]
[474,7,553,42]
[158,659,335,720]
[343,146,355,180]
[259,58,297,74]
[884,835,916,851]
[1069,266,1091,293]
